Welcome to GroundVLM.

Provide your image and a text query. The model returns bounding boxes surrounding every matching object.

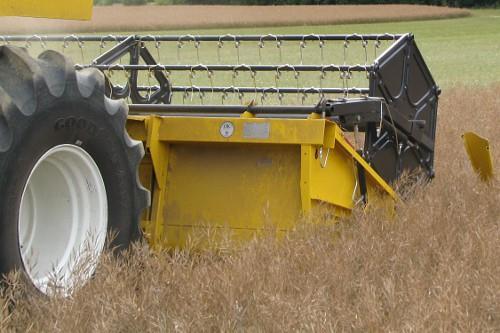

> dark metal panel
[367,34,439,182]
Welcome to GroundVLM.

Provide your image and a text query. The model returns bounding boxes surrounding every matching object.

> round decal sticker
[220,121,234,138]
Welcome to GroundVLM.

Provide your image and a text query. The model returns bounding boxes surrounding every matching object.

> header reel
[2,32,439,184]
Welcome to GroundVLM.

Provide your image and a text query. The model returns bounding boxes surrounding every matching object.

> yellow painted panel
[138,154,154,236]
[161,143,302,248]
[129,114,396,249]
[462,132,494,181]
[308,120,394,209]
[158,117,327,146]
[155,116,394,198]
[309,145,357,210]
[300,145,312,213]
[334,131,396,199]
[0,0,93,20]
[127,117,148,142]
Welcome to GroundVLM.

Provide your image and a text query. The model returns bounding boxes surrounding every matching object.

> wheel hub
[18,144,108,295]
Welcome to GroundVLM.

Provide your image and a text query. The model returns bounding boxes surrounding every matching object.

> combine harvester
[0,0,448,296]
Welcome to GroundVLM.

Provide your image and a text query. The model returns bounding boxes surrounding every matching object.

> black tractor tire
[0,46,149,295]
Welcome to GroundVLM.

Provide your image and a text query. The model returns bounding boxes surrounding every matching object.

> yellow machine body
[0,0,93,20]
[127,114,396,248]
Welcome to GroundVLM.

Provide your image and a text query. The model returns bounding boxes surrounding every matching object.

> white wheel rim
[18,144,108,295]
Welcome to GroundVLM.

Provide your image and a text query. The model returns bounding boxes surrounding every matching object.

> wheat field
[0,5,469,34]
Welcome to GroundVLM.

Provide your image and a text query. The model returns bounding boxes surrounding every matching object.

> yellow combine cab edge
[0,0,93,20]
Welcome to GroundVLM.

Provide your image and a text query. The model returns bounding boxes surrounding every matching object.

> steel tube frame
[78,64,374,72]
[0,33,402,43]
[131,85,370,95]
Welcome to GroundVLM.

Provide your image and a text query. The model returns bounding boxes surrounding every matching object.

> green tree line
[94,0,499,7]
